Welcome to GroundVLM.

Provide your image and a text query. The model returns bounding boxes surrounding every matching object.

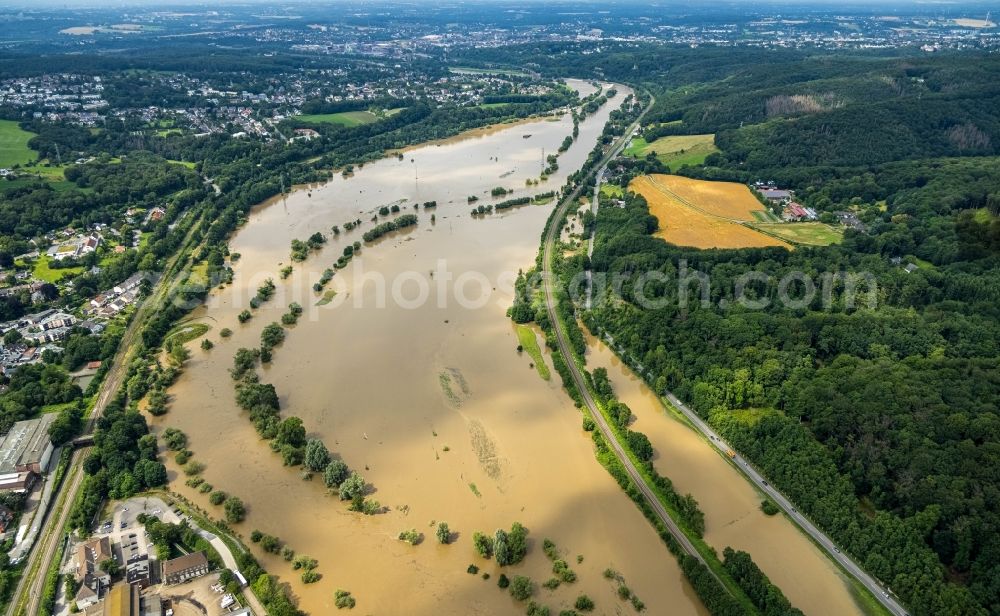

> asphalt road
[558,90,909,616]
[5,215,207,616]
[540,91,719,571]
[654,390,910,616]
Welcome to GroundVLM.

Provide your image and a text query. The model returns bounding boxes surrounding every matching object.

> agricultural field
[750,222,844,246]
[751,210,783,222]
[629,175,790,250]
[0,120,37,168]
[296,108,403,127]
[644,174,768,221]
[624,133,718,170]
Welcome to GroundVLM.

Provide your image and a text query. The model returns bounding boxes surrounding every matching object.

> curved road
[540,91,716,570]
[578,124,909,615]
[657,390,909,616]
[5,214,218,616]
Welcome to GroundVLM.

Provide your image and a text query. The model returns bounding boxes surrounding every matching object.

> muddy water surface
[159,82,710,615]
[584,332,866,616]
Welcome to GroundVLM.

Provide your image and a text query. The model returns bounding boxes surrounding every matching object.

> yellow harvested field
[645,174,766,221]
[630,175,790,250]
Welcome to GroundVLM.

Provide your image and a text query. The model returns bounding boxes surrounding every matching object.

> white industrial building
[0,414,57,492]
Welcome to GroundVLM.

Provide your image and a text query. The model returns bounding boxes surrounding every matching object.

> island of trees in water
[2,37,998,616]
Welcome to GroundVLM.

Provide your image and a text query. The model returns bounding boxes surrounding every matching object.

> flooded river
[159,75,863,615]
[583,332,867,616]
[159,81,709,615]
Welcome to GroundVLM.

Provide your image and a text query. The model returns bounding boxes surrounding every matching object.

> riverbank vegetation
[469,522,529,566]
[575,52,1000,616]
[230,352,373,509]
[446,40,1000,615]
[723,548,804,616]
[510,89,799,616]
[515,324,550,380]
[362,213,417,242]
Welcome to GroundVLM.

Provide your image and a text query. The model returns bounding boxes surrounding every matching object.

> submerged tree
[304,439,331,472]
[436,522,451,545]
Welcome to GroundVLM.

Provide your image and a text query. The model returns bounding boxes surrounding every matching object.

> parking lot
[53,496,255,616]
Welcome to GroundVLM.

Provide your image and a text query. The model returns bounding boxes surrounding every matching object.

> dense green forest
[565,48,1000,616]
[2,37,999,615]
[0,46,593,615]
[588,185,998,616]
[463,44,998,614]
[0,153,201,240]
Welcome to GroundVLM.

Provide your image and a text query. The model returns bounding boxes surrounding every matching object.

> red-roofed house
[784,202,809,221]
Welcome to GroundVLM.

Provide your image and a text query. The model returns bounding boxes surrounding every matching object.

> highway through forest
[540,91,720,571]
[570,99,909,616]
[657,390,910,616]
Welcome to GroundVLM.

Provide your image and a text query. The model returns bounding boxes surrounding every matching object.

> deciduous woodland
[0,18,998,616]
[571,53,1000,616]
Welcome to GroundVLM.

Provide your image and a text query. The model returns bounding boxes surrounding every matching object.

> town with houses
[0,208,153,375]
[0,3,992,616]
[0,270,148,375]
[2,4,991,56]
[0,66,559,148]
[1,411,251,615]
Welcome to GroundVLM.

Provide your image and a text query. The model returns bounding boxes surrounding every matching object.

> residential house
[75,536,114,607]
[143,208,166,226]
[114,273,147,295]
[16,310,76,344]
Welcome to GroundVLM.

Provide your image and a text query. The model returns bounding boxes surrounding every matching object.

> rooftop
[103,583,140,616]
[0,414,56,474]
[161,551,208,577]
[77,536,113,578]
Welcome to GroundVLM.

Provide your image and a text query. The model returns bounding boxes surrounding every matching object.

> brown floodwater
[583,331,867,616]
[158,81,711,615]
